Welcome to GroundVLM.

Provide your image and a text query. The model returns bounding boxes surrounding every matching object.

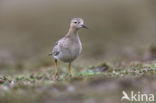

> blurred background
[0,0,156,70]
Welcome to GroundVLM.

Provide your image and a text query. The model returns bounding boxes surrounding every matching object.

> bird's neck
[66,27,79,37]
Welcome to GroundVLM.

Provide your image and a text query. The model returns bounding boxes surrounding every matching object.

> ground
[0,61,156,103]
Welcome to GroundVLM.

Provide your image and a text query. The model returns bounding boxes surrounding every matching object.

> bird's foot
[54,73,59,80]
[69,74,74,78]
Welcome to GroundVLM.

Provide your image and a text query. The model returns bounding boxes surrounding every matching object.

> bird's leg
[68,62,74,78]
[54,59,59,79]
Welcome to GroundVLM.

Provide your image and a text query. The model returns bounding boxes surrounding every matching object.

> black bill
[81,25,88,29]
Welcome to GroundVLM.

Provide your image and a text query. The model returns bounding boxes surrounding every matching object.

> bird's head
[70,18,88,30]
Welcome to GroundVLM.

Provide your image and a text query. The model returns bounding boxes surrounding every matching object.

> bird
[50,18,88,79]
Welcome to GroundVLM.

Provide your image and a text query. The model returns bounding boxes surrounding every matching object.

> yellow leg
[68,62,74,78]
[54,59,59,79]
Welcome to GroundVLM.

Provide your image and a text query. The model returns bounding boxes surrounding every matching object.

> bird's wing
[52,41,60,56]
[51,37,70,56]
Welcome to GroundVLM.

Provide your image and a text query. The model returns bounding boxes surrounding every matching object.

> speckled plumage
[50,18,87,78]
[52,34,82,63]
[51,18,87,63]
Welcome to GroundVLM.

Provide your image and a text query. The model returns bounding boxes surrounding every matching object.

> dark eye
[74,21,77,24]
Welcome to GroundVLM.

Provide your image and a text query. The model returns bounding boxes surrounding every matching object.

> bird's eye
[74,21,77,24]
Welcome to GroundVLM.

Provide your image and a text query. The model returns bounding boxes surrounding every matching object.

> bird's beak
[81,24,88,29]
